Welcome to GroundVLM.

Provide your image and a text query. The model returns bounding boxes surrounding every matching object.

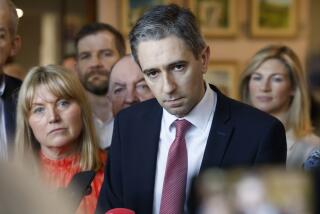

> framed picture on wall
[251,0,298,37]
[120,0,183,35]
[189,0,237,37]
[204,61,238,99]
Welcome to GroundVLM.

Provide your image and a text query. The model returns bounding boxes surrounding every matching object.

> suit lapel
[2,75,21,144]
[134,100,162,212]
[4,97,16,142]
[201,86,234,171]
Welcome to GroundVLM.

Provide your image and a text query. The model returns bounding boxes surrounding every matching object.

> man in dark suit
[0,0,22,159]
[96,4,286,214]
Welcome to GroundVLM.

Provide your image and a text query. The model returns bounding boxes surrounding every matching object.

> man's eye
[79,54,89,60]
[146,70,159,79]
[114,87,125,95]
[102,51,113,57]
[173,64,185,71]
[136,83,150,93]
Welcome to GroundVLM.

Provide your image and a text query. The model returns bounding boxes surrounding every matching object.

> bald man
[0,0,22,159]
[108,55,154,115]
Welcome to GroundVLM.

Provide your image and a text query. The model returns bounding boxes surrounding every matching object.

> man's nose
[89,55,102,68]
[162,73,177,94]
[125,89,139,105]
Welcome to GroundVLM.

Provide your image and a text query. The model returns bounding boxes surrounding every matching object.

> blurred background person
[75,22,125,149]
[240,45,320,168]
[0,0,22,160]
[108,55,154,115]
[192,168,313,214]
[15,65,106,214]
[61,53,76,73]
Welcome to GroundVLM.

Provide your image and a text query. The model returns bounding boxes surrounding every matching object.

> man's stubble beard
[81,70,110,96]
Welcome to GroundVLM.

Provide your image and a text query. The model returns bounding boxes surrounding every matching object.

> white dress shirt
[0,75,8,160]
[153,83,216,214]
[94,116,114,149]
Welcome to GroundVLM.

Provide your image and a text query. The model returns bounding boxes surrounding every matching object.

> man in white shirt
[108,55,154,116]
[0,0,22,160]
[75,23,125,149]
[96,4,287,214]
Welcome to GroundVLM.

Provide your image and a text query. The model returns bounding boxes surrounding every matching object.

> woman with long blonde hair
[240,45,320,168]
[15,64,106,213]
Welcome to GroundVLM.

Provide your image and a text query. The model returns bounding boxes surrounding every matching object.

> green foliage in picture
[259,0,290,28]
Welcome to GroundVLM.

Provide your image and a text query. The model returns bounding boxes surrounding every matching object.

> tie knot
[174,119,191,138]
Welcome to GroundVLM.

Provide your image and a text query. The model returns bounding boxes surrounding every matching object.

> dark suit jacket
[1,74,21,147]
[96,85,287,214]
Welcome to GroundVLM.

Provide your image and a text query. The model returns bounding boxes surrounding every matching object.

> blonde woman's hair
[15,65,103,171]
[239,45,312,138]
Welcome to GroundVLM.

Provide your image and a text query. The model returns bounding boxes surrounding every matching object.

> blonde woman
[240,45,320,168]
[15,65,106,213]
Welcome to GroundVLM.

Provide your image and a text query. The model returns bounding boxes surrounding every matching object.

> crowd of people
[0,0,319,213]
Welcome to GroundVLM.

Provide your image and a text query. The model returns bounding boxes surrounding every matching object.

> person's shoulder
[303,145,320,170]
[299,133,320,146]
[4,74,22,86]
[117,98,160,118]
[211,85,278,124]
[218,92,280,124]
[113,98,161,132]
[2,74,22,100]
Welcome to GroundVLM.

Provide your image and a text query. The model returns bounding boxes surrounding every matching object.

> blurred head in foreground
[192,168,313,214]
[0,161,72,214]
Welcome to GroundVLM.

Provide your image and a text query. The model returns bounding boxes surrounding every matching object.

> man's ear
[10,35,21,57]
[200,46,210,74]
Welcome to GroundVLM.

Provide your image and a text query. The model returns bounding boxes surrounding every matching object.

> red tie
[160,119,191,214]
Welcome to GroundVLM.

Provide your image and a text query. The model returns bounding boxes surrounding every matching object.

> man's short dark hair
[129,4,206,64]
[75,22,126,57]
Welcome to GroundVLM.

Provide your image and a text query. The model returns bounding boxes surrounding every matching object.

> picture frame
[204,61,238,99]
[251,0,298,37]
[120,0,180,35]
[189,0,237,37]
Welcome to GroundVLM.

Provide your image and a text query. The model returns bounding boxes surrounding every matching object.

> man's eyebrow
[78,51,90,55]
[113,82,126,87]
[99,48,113,52]
[136,77,146,83]
[142,68,158,74]
[142,60,187,74]
[166,60,187,69]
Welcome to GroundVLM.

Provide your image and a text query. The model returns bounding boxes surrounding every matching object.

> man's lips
[88,74,107,80]
[86,70,109,80]
[164,97,184,107]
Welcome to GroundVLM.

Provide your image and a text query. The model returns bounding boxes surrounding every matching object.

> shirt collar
[0,75,5,97]
[163,82,216,132]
